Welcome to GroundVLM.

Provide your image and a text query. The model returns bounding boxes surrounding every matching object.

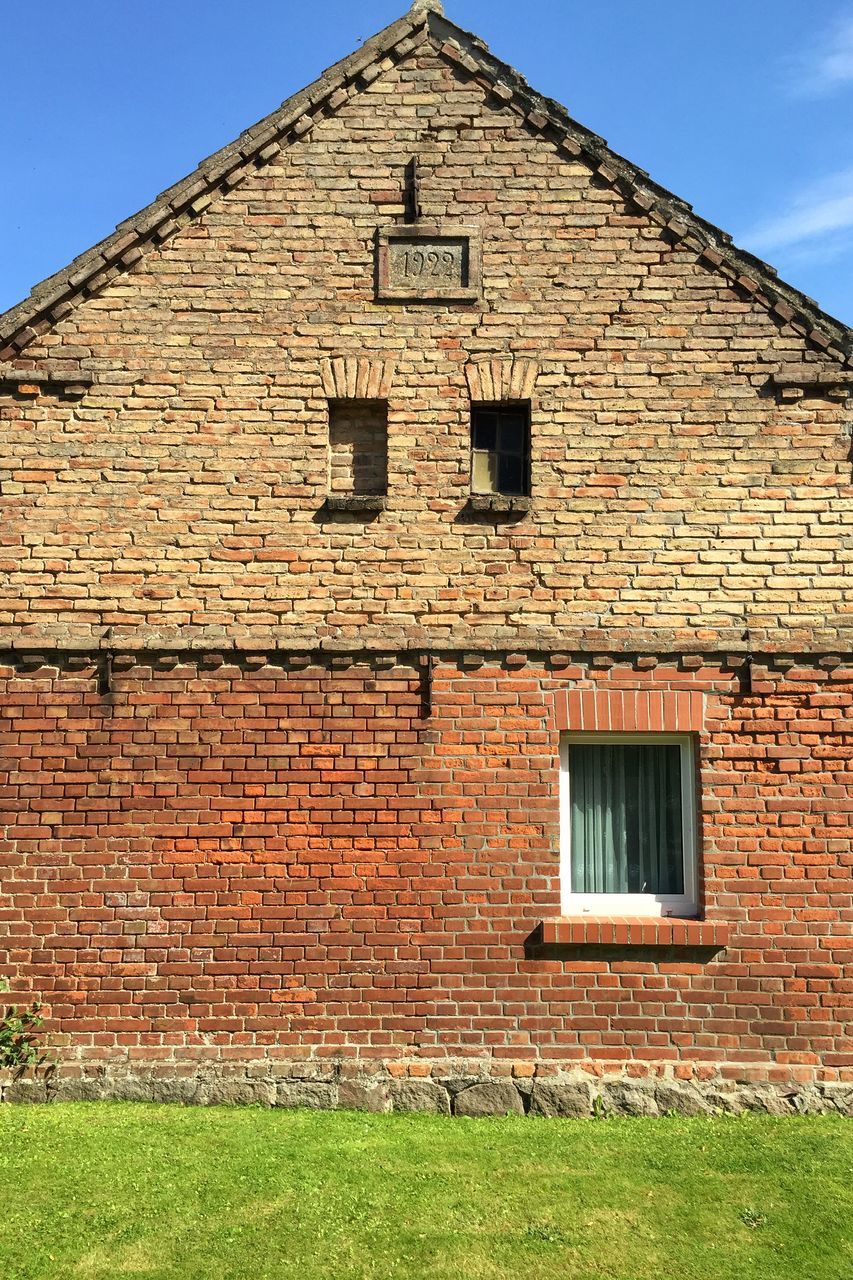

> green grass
[0,1106,850,1280]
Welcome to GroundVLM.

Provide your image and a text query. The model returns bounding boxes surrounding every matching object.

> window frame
[559,732,698,918]
[469,401,531,498]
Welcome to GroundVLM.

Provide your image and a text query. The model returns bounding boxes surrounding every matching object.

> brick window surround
[543,686,731,949]
[555,688,705,734]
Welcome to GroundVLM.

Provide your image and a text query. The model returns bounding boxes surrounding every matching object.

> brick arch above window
[320,356,395,400]
[555,688,706,734]
[464,357,539,402]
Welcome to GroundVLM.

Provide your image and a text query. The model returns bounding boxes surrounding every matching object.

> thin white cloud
[790,11,853,97]
[740,168,853,254]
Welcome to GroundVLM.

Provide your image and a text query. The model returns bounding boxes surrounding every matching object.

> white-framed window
[560,733,697,917]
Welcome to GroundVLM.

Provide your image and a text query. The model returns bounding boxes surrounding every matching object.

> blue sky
[2,1,853,325]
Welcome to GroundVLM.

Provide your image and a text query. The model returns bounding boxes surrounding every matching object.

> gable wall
[1,39,852,1103]
[1,48,850,652]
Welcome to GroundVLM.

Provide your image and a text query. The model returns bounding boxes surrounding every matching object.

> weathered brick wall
[1,655,850,1082]
[1,24,851,1096]
[328,401,388,496]
[0,46,850,653]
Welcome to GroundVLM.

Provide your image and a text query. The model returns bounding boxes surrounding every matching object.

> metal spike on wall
[419,653,434,718]
[739,653,754,697]
[405,157,421,223]
[97,650,114,697]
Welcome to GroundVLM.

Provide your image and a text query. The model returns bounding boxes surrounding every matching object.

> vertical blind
[569,743,684,895]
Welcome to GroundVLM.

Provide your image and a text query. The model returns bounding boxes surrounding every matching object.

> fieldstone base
[2,1061,852,1116]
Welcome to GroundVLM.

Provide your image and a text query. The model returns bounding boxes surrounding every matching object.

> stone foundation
[3,1062,851,1117]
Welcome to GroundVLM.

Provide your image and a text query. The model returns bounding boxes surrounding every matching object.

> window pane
[497,414,527,455]
[471,450,498,494]
[497,453,524,495]
[472,414,497,451]
[570,744,684,895]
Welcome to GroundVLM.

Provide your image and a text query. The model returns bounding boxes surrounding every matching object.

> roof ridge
[1,6,851,368]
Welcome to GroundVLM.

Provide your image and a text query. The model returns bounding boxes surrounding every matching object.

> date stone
[376,224,481,302]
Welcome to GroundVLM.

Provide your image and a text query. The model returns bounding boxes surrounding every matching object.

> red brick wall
[1,26,850,1092]
[2,654,850,1082]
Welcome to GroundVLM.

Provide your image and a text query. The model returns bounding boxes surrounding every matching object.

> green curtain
[569,744,684,895]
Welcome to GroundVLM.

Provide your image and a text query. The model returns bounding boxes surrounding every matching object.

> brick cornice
[3,644,853,680]
[3,626,853,657]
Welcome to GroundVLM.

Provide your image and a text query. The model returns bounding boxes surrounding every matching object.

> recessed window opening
[470,402,530,497]
[328,400,388,496]
[560,733,697,917]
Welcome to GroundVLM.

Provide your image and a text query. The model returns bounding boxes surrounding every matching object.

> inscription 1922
[389,238,467,289]
[399,245,461,281]
[376,226,480,302]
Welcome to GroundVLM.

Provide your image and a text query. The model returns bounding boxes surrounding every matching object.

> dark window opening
[470,403,530,496]
[328,400,388,496]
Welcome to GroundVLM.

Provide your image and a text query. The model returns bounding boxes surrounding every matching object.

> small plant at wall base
[0,979,50,1074]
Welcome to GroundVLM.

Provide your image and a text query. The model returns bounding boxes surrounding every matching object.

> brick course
[0,7,851,1093]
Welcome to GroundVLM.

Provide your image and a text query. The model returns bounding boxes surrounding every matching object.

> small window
[470,403,530,497]
[328,400,387,496]
[560,734,697,917]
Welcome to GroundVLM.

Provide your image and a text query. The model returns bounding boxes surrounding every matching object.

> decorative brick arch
[320,356,395,400]
[555,688,706,734]
[464,358,540,402]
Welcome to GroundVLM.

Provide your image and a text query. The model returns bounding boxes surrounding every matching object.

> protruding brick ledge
[0,363,93,398]
[771,365,853,403]
[539,917,731,949]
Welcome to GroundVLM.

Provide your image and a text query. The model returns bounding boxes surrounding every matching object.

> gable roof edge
[0,8,428,359]
[428,11,852,369]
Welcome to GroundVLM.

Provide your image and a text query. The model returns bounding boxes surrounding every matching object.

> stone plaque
[376,224,481,302]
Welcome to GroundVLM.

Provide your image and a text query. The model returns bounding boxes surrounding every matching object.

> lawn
[0,1106,850,1280]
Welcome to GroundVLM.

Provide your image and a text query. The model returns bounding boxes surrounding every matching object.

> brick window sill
[323,495,386,514]
[538,917,731,949]
[467,494,531,515]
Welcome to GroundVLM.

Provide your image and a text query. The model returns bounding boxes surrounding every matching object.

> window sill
[323,495,386,514]
[538,917,730,949]
[465,495,531,517]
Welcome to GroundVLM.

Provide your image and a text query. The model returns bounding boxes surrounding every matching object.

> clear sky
[2,1,853,326]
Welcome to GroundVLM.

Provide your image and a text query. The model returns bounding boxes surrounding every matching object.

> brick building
[1,1,851,1114]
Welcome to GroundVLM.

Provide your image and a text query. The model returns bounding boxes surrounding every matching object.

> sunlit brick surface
[1,23,851,1088]
[1,657,850,1081]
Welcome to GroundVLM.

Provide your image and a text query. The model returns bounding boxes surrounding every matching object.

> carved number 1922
[402,248,457,278]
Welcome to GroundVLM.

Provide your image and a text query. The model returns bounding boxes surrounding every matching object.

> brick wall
[0,47,850,654]
[1,654,850,1082]
[1,26,851,1092]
